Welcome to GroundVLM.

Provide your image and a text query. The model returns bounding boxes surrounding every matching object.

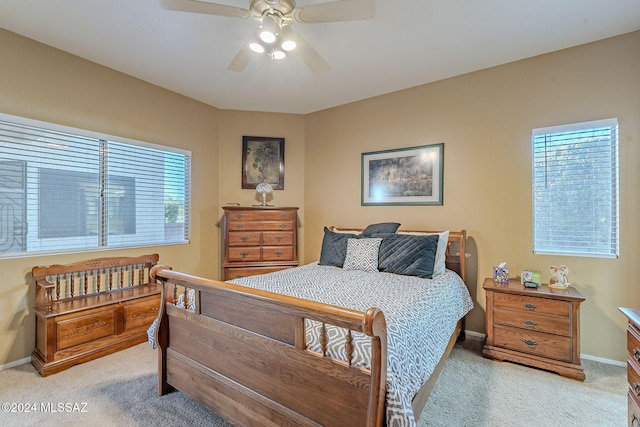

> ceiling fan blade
[159,0,251,19]
[227,44,254,72]
[290,29,330,74]
[292,0,375,24]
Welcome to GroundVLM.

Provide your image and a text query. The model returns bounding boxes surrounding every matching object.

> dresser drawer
[494,293,570,317]
[263,246,294,261]
[629,356,640,406]
[493,324,571,362]
[228,247,261,262]
[227,221,293,232]
[493,307,571,336]
[227,210,295,222]
[262,232,294,246]
[228,232,261,246]
[629,391,640,427]
[224,266,294,280]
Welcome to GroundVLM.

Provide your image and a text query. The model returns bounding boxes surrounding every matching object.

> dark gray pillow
[319,227,358,267]
[377,233,439,278]
[360,222,401,236]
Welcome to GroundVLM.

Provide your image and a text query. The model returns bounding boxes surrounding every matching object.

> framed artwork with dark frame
[361,143,444,206]
[242,136,285,190]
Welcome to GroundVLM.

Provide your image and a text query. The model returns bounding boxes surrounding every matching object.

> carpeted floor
[0,339,626,427]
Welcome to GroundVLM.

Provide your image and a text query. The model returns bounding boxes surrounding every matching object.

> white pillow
[343,238,382,273]
[398,230,449,276]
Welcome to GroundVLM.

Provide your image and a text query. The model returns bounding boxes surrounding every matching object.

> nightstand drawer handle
[634,348,640,362]
[634,382,640,397]
[521,338,538,348]
[523,319,537,328]
[632,414,640,427]
[523,303,537,310]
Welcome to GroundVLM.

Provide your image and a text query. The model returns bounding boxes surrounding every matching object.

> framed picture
[242,136,285,190]
[361,143,444,206]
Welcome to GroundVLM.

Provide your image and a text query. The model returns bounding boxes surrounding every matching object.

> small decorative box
[493,265,510,283]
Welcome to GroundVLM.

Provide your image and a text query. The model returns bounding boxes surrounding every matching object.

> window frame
[531,118,619,258]
[0,112,191,259]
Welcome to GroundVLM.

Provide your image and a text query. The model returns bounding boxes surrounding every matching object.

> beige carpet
[0,340,626,427]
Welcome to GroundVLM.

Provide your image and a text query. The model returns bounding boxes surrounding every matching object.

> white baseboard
[0,356,30,371]
[581,353,626,367]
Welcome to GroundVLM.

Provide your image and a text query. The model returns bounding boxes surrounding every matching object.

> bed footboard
[150,266,387,427]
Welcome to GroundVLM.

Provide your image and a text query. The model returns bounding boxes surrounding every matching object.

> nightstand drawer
[494,307,571,336]
[228,247,261,262]
[494,293,570,317]
[263,246,294,261]
[228,232,261,246]
[493,324,571,362]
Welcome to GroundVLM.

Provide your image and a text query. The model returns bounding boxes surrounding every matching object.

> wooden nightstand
[618,307,640,427]
[483,278,585,380]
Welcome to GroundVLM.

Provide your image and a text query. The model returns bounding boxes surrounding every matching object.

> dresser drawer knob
[523,319,537,328]
[634,382,640,397]
[236,224,244,229]
[240,236,249,242]
[521,338,538,348]
[634,348,640,362]
[275,236,282,242]
[240,252,248,258]
[275,251,282,257]
[523,303,537,310]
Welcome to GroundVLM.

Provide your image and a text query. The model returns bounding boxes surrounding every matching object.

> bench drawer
[57,308,117,351]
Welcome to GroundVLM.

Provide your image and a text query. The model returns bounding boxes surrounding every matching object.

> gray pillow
[361,222,401,236]
[377,233,439,278]
[319,227,358,267]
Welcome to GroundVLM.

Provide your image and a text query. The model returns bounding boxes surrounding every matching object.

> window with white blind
[532,118,618,257]
[0,113,191,258]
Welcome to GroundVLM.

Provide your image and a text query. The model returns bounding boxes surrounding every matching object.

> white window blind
[0,113,191,258]
[532,118,618,257]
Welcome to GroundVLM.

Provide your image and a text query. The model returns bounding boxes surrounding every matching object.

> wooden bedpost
[150,265,174,396]
[363,307,387,427]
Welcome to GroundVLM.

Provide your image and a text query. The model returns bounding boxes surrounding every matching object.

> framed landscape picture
[361,143,444,206]
[242,136,285,190]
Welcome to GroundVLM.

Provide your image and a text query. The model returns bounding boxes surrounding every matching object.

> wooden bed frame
[151,229,467,427]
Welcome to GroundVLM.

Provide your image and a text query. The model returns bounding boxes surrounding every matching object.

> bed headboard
[328,227,466,283]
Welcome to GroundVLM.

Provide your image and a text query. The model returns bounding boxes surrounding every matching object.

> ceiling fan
[160,0,376,74]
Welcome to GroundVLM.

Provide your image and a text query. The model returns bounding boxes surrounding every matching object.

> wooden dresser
[619,307,640,427]
[483,278,585,380]
[222,206,299,280]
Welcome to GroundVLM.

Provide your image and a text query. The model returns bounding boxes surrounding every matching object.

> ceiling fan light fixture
[259,30,276,44]
[249,42,265,53]
[270,49,286,60]
[259,13,279,44]
[281,39,296,51]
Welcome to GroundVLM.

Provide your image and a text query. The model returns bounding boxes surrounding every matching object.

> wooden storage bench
[31,254,162,376]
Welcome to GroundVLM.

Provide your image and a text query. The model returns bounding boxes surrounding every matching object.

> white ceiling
[1,0,639,114]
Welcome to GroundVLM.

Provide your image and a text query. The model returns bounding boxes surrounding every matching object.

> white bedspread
[229,262,473,427]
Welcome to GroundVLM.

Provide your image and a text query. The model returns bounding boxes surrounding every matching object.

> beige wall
[305,31,640,363]
[1,27,638,366]
[0,29,221,365]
